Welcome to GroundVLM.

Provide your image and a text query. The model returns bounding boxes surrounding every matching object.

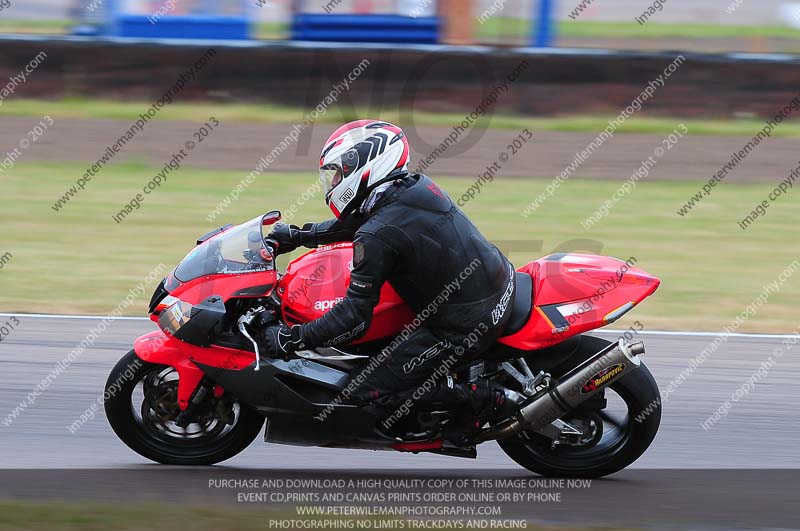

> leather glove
[267,223,302,256]
[262,323,306,359]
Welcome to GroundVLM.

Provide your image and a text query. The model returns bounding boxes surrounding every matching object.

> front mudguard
[133,330,255,410]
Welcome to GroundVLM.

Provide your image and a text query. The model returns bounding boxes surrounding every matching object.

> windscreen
[174,216,273,282]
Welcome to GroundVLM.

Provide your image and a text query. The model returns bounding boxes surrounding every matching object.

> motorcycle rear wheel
[104,349,265,465]
[498,335,661,478]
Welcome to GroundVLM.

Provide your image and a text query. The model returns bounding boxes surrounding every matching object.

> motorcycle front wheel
[104,349,265,465]
[498,335,662,478]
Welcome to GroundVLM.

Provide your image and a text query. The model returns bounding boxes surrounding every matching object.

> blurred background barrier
[106,0,251,40]
[0,0,798,51]
[1,37,800,121]
[290,13,440,44]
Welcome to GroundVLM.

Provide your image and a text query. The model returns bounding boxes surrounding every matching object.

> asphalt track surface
[0,316,798,529]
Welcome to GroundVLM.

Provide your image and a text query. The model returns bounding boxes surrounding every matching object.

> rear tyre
[104,349,265,465]
[498,335,661,478]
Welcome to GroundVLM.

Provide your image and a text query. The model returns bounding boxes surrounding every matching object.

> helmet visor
[320,147,361,204]
[320,165,342,204]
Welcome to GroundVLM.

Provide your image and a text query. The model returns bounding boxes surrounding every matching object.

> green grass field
[559,20,800,40]
[3,98,799,137]
[1,163,797,333]
[0,19,70,35]
[477,18,800,41]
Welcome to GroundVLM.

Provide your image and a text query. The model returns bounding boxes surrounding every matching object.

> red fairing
[277,243,415,344]
[165,269,277,305]
[134,331,254,410]
[498,254,660,351]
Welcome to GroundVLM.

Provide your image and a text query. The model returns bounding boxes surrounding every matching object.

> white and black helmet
[319,119,410,219]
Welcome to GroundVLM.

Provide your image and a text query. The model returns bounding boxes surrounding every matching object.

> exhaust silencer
[476,340,645,442]
[517,340,643,432]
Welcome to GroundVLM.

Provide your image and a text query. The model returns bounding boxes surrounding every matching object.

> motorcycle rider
[261,120,516,429]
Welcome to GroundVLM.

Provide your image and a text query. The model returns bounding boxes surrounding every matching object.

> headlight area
[157,295,227,347]
[158,297,193,335]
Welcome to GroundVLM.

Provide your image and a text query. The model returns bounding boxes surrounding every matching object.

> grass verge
[0,19,70,35]
[476,18,800,41]
[3,98,799,137]
[1,163,797,332]
[559,20,800,40]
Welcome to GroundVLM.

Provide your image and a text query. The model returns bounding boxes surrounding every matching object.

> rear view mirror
[262,210,282,226]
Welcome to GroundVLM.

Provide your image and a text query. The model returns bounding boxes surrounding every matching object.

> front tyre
[499,335,661,478]
[104,349,265,465]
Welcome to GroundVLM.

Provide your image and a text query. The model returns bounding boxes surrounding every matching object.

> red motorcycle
[105,211,662,477]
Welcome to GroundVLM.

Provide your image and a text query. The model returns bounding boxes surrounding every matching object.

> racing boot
[466,380,520,427]
[414,377,518,425]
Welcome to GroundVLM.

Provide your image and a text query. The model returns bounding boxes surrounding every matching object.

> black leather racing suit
[287,174,515,411]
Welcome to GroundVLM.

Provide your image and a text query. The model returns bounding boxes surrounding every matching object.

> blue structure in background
[103,0,251,40]
[82,0,549,46]
[531,0,555,47]
[291,13,439,44]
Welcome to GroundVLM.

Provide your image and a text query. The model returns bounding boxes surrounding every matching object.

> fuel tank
[277,243,415,345]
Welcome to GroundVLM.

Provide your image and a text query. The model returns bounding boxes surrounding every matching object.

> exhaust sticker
[581,363,626,394]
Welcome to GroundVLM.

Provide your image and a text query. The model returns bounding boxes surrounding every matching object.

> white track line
[1,313,797,339]
[591,329,796,340]
[0,313,147,321]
